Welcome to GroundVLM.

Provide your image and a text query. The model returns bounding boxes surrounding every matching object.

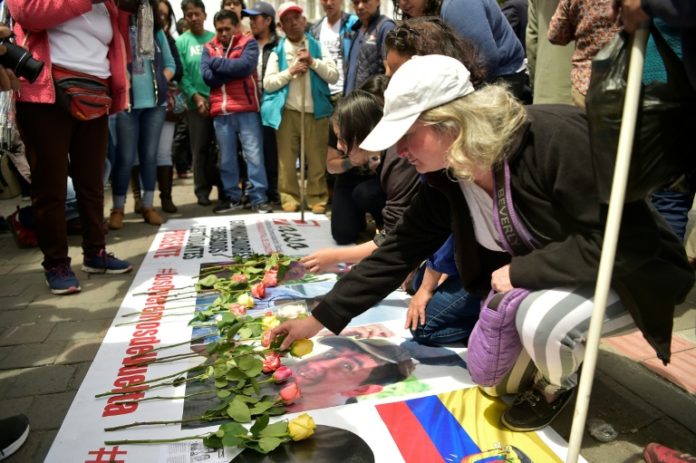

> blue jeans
[213,112,268,204]
[410,265,481,346]
[112,107,166,197]
[651,190,695,241]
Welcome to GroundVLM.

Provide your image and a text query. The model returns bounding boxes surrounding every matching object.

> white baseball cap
[360,55,475,152]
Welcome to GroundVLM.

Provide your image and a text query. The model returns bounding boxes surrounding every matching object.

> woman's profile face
[158,1,171,30]
[396,122,451,173]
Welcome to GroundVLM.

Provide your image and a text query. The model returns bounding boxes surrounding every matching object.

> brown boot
[108,208,124,230]
[157,166,177,213]
[131,166,142,214]
[142,207,164,226]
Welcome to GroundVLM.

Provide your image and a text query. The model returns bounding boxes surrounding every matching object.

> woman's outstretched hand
[270,315,325,350]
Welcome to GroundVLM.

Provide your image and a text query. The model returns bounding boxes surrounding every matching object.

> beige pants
[275,108,329,209]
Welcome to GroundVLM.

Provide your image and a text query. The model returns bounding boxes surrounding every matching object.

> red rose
[272,366,293,383]
[262,266,279,287]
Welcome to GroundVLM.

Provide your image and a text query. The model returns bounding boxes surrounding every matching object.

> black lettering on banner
[229,220,253,257]
[183,225,206,259]
[208,226,229,256]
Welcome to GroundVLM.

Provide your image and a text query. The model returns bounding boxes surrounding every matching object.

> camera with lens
[0,38,44,83]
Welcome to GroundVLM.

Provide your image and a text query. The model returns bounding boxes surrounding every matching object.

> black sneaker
[501,387,574,431]
[0,414,30,461]
[197,197,212,206]
[252,202,273,214]
[213,199,243,214]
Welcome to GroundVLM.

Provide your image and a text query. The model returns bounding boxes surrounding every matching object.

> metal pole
[565,26,649,463]
[299,57,306,222]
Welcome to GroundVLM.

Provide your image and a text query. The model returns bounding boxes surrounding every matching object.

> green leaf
[237,327,254,339]
[258,436,284,453]
[249,414,270,437]
[249,400,275,415]
[227,396,251,423]
[225,368,247,381]
[198,274,219,288]
[214,379,228,388]
[259,420,288,438]
[220,421,247,435]
[217,389,231,399]
[222,434,244,447]
[238,356,263,377]
[203,434,223,449]
[267,406,287,416]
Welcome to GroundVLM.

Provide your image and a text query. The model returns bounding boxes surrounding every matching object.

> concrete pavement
[0,176,695,462]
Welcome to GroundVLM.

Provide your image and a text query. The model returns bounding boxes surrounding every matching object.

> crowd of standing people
[1,0,696,456]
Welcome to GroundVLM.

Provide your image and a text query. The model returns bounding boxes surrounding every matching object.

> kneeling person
[202,9,273,213]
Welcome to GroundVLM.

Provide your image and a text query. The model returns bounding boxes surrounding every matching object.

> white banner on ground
[45,213,584,463]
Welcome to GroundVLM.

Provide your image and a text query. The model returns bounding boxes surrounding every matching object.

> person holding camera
[6,0,134,295]
[0,26,20,91]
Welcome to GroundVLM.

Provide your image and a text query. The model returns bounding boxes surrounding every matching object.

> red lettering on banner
[102,268,177,418]
[271,218,320,227]
[154,229,187,258]
[85,446,127,463]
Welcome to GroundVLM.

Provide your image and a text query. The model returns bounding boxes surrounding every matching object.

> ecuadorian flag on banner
[376,387,563,463]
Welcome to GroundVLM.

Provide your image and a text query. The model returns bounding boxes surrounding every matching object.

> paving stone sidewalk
[0,177,695,462]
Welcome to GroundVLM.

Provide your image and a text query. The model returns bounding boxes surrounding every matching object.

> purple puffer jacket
[467,287,530,387]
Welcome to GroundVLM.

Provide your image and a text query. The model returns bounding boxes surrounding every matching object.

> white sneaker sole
[0,424,29,460]
[46,281,81,295]
[81,265,133,275]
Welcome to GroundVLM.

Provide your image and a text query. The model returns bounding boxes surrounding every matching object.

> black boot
[158,165,177,213]
[131,166,142,214]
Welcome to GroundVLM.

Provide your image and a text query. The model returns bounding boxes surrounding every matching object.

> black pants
[330,171,385,244]
[16,102,108,268]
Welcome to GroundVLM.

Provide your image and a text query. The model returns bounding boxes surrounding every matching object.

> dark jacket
[345,13,394,92]
[259,33,279,90]
[312,105,693,363]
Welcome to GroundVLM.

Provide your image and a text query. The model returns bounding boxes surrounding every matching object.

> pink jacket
[6,0,131,112]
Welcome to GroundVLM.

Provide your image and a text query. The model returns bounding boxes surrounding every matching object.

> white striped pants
[483,286,637,397]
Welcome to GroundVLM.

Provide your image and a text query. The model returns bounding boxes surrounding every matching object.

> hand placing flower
[289,339,313,358]
[287,413,316,441]
[279,382,301,405]
[272,366,293,384]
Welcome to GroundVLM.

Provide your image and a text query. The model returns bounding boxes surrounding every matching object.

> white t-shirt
[319,17,343,96]
[458,180,504,252]
[48,3,113,78]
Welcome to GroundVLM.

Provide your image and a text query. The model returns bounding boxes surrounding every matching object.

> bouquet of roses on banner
[98,253,320,454]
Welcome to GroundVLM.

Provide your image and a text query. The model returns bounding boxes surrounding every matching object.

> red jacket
[201,33,260,117]
[7,0,131,113]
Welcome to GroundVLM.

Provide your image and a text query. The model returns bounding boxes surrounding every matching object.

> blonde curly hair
[419,84,528,180]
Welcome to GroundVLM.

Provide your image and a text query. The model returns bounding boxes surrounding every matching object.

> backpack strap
[492,161,539,255]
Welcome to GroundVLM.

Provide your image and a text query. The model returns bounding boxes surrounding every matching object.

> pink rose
[262,353,282,373]
[230,273,248,285]
[261,330,273,348]
[251,282,266,299]
[227,303,247,316]
[272,366,293,383]
[262,266,279,287]
[279,382,301,404]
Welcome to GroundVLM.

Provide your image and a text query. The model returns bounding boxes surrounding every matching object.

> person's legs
[110,110,141,228]
[157,120,177,213]
[330,173,364,244]
[213,114,243,205]
[136,106,166,225]
[262,124,279,203]
[352,175,386,229]
[15,102,72,268]
[410,277,481,346]
[237,112,269,207]
[187,111,216,204]
[276,109,301,211]
[651,190,695,240]
[304,116,329,212]
[495,286,635,431]
[172,114,191,177]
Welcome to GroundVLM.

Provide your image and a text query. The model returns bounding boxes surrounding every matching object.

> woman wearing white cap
[272,54,693,431]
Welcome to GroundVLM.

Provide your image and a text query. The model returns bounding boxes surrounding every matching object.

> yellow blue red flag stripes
[376,388,562,463]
